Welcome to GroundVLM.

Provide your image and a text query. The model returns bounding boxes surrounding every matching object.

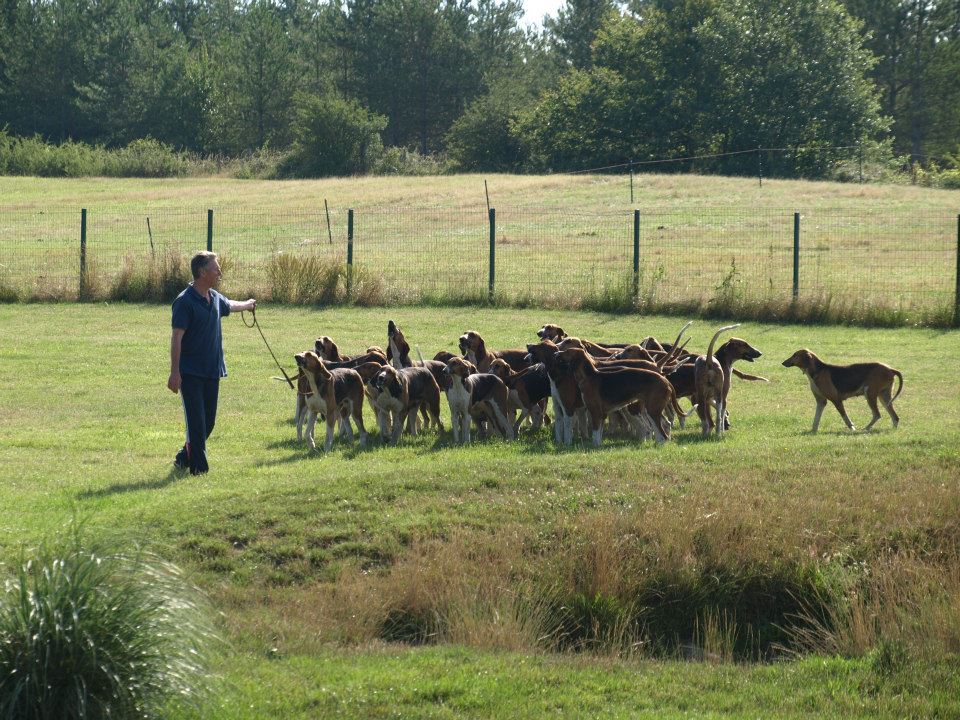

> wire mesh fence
[0,205,956,324]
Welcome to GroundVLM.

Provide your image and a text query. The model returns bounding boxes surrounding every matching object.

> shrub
[0,528,218,719]
[279,92,387,177]
[370,147,452,176]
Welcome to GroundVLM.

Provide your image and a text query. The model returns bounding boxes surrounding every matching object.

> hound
[294,351,367,451]
[537,324,567,342]
[387,319,412,368]
[488,358,552,435]
[782,349,903,433]
[442,357,514,443]
[294,348,386,432]
[555,347,681,446]
[526,340,587,446]
[693,324,740,436]
[459,330,529,372]
[370,365,443,445]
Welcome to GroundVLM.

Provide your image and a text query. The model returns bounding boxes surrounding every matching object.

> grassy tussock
[108,249,192,302]
[0,526,218,719]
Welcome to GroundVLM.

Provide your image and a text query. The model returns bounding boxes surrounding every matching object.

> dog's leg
[391,410,407,445]
[698,399,711,437]
[811,398,827,433]
[462,411,472,444]
[863,390,883,431]
[378,408,391,442]
[715,398,724,436]
[880,387,899,428]
[305,411,317,452]
[831,398,856,431]
[352,402,367,447]
[324,410,336,451]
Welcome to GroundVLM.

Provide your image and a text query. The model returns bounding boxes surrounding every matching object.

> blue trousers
[178,374,219,474]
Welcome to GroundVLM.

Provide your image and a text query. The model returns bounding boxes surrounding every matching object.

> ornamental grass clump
[0,530,218,720]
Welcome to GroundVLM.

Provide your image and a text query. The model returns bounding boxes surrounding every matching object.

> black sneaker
[173,444,190,470]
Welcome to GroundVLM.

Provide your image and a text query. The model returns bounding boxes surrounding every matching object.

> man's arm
[228,298,257,313]
[168,328,185,393]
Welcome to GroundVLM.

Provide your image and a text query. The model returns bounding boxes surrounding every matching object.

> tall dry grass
[222,507,960,665]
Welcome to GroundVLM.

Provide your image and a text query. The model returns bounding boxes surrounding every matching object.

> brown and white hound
[459,330,528,372]
[370,365,443,445]
[294,351,367,451]
[441,357,514,443]
[554,347,681,445]
[782,349,903,433]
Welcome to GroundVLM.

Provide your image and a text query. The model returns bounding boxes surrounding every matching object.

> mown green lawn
[2,303,959,718]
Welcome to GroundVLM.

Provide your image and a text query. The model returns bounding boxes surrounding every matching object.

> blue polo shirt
[172,284,231,379]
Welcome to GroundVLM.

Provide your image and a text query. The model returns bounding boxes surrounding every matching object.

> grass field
[1,174,958,324]
[2,302,959,717]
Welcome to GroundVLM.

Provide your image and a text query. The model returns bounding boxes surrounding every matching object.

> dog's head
[459,330,484,358]
[352,361,385,383]
[525,339,558,365]
[782,349,814,370]
[295,351,332,381]
[444,356,476,382]
[433,350,457,363]
[554,347,591,376]
[372,365,403,395]
[387,320,410,363]
[487,358,512,381]
[537,324,566,342]
[611,344,648,361]
[556,337,585,351]
[314,336,341,361]
[725,338,762,363]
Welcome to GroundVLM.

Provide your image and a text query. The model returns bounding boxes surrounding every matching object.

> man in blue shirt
[169,251,256,474]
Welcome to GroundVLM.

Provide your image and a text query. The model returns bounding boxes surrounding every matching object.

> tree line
[0,0,958,177]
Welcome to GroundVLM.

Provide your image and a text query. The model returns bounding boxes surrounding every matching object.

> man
[168,251,256,474]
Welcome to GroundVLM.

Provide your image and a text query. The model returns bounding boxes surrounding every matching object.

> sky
[520,0,565,28]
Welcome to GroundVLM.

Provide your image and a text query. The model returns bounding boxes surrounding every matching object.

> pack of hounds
[288,320,904,452]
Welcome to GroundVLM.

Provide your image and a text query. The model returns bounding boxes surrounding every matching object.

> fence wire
[0,206,956,320]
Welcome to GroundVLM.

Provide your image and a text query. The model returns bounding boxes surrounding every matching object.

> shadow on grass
[76,468,184,500]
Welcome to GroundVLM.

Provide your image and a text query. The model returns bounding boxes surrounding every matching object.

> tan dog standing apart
[782,349,903,433]
[294,351,367,451]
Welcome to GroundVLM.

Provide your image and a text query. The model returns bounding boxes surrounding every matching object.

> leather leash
[241,309,295,389]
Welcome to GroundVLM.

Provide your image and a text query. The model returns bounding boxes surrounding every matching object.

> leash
[241,309,295,389]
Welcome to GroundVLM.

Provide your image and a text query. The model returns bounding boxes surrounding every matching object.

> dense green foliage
[0,0,958,176]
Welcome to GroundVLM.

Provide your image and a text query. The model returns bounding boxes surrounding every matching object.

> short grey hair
[190,251,218,279]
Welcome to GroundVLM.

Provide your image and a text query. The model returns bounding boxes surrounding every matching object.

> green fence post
[488,207,496,302]
[793,212,800,301]
[633,209,640,304]
[206,209,213,251]
[347,209,354,299]
[79,208,87,299]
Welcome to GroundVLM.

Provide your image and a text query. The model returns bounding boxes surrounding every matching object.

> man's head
[191,251,222,285]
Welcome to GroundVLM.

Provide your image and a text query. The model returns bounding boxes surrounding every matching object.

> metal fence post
[793,212,800,301]
[633,209,640,303]
[206,209,213,251]
[488,207,496,302]
[954,214,960,327]
[347,209,354,299]
[79,208,87,298]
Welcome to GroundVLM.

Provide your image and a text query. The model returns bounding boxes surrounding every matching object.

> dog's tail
[706,324,740,364]
[658,321,693,369]
[415,344,426,366]
[732,368,769,382]
[891,369,904,402]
